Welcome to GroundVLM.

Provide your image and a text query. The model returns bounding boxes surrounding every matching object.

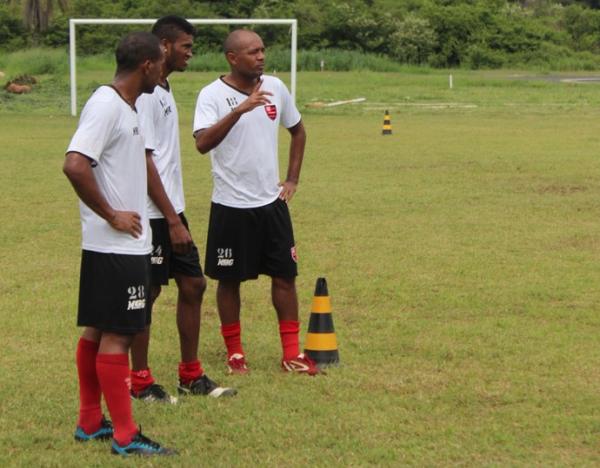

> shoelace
[135,429,161,450]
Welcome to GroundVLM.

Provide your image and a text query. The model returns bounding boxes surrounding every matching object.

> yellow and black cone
[304,277,339,367]
[382,110,392,135]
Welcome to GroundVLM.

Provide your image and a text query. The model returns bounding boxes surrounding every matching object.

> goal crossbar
[69,18,298,116]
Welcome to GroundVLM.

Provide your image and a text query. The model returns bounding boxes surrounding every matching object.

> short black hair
[115,32,162,73]
[152,15,196,42]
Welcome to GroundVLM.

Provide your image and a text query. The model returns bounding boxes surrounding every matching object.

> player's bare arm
[195,79,273,154]
[278,120,306,203]
[145,150,193,254]
[63,151,142,238]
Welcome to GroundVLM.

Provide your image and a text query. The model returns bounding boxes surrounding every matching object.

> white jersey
[66,85,151,255]
[136,81,185,219]
[193,75,301,208]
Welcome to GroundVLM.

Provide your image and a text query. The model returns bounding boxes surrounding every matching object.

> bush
[297,49,402,72]
[389,14,437,65]
[187,47,403,72]
[509,41,600,70]
[464,44,507,69]
[0,48,68,78]
[0,4,27,50]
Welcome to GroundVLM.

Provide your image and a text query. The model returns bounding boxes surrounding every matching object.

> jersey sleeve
[66,95,117,162]
[193,86,219,134]
[278,79,301,129]
[136,92,158,152]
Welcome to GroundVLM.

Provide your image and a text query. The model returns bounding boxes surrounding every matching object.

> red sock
[279,320,300,361]
[96,353,137,446]
[221,322,244,358]
[76,338,102,433]
[130,368,155,394]
[178,359,204,385]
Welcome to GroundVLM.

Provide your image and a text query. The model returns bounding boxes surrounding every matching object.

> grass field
[3,69,600,466]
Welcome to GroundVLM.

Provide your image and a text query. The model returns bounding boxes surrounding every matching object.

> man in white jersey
[63,32,175,456]
[130,16,236,404]
[193,30,320,376]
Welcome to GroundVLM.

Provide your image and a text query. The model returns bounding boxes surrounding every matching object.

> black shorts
[77,250,151,334]
[150,213,203,286]
[205,198,298,281]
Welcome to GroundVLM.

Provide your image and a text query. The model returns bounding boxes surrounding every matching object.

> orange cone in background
[382,110,392,135]
[304,278,339,367]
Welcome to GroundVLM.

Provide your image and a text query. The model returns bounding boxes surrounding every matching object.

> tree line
[3,0,600,69]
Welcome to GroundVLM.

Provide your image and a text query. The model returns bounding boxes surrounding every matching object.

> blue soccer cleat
[74,416,113,442]
[111,429,176,456]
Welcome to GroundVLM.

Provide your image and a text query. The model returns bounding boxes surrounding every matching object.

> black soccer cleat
[177,374,237,398]
[130,383,178,404]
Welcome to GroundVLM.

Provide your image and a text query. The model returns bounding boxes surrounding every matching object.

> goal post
[69,18,298,116]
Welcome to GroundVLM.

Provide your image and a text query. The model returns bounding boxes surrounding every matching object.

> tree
[22,0,68,33]
[390,14,437,64]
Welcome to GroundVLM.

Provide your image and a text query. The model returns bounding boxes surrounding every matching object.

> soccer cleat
[74,416,113,442]
[227,353,249,375]
[111,429,176,456]
[177,374,237,398]
[130,383,178,404]
[282,353,323,376]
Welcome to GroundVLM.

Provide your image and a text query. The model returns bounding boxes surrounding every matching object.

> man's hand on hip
[109,211,143,238]
[278,180,298,203]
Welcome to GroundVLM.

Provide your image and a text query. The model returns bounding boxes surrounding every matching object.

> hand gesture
[237,80,273,114]
[169,220,193,255]
[109,211,142,238]
[278,180,298,203]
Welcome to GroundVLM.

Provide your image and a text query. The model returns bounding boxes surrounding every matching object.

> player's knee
[272,276,296,292]
[100,332,134,353]
[81,327,101,343]
[179,275,206,302]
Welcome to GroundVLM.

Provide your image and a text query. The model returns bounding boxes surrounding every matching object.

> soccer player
[193,29,319,375]
[63,32,175,456]
[130,16,236,403]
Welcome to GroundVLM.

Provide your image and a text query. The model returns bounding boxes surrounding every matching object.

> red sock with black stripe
[178,359,204,385]
[76,338,102,434]
[96,353,137,446]
[221,322,244,358]
[279,320,300,361]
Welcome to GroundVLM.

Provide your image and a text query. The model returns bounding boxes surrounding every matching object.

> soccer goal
[69,18,298,116]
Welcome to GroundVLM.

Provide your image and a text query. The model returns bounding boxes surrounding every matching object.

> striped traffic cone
[304,278,339,367]
[382,110,392,135]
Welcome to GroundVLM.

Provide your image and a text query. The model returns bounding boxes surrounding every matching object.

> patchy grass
[2,71,600,465]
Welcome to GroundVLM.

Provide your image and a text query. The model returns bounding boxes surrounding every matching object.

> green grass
[3,69,600,465]
[0,48,69,78]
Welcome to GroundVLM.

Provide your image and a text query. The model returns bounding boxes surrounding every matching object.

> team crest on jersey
[264,104,277,120]
[290,246,298,263]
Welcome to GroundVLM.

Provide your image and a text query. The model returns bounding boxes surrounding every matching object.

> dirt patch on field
[535,184,587,195]
[4,74,37,94]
